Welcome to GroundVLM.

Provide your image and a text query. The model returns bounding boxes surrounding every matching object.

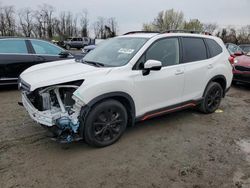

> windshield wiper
[81,60,105,67]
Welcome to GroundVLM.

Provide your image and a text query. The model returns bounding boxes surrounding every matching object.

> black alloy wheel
[84,100,127,147]
[199,82,223,114]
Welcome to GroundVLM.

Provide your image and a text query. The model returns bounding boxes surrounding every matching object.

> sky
[1,0,250,35]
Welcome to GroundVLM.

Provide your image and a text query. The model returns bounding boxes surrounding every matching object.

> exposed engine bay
[21,80,85,143]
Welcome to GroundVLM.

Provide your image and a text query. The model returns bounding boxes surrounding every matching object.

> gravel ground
[0,85,250,188]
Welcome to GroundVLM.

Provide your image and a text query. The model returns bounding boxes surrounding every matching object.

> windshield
[83,37,148,67]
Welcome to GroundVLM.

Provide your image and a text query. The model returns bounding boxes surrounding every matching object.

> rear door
[181,37,212,101]
[0,39,35,80]
[29,39,69,63]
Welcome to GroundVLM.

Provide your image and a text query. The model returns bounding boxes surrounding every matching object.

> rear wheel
[84,99,128,147]
[199,82,223,114]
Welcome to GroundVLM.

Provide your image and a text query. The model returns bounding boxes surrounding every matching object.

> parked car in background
[19,31,232,147]
[73,39,106,62]
[82,39,105,54]
[63,37,90,50]
[0,37,74,85]
[225,43,244,56]
[239,44,250,55]
[226,43,250,84]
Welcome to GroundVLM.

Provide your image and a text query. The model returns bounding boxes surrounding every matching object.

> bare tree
[80,10,89,37]
[203,23,218,34]
[93,17,105,39]
[0,5,16,36]
[106,17,118,37]
[18,8,33,37]
[142,9,184,32]
[237,25,250,44]
[183,19,203,31]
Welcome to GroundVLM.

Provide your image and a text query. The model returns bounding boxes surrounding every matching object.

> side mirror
[143,60,162,76]
[59,51,70,58]
[234,51,244,56]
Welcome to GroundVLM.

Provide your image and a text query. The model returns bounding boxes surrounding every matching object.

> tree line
[0,3,118,40]
[1,4,250,44]
[143,9,250,44]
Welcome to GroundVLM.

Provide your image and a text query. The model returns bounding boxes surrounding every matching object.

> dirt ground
[0,85,250,188]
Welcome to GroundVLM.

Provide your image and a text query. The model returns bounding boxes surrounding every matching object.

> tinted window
[145,38,179,67]
[31,40,62,55]
[206,39,222,57]
[0,39,28,54]
[182,37,207,63]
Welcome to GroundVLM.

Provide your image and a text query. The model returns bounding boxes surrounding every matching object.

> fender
[79,92,136,137]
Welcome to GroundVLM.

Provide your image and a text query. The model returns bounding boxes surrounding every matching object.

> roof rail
[123,31,160,35]
[163,30,201,34]
[123,30,212,36]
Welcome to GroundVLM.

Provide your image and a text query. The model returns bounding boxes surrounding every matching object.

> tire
[84,99,128,147]
[199,82,223,114]
[65,45,71,50]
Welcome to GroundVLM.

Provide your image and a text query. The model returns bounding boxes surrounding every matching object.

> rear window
[0,39,28,54]
[205,39,222,57]
[182,37,207,63]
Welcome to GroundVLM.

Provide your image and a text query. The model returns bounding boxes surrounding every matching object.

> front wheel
[199,82,223,114]
[84,99,128,147]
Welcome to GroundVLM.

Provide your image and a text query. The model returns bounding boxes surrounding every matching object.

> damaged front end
[20,80,85,143]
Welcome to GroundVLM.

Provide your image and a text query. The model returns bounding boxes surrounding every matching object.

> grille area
[235,66,250,72]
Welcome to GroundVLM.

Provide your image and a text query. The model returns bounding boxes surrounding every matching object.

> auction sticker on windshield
[118,48,135,54]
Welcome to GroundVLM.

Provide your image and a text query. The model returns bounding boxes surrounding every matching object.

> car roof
[119,32,220,40]
[0,37,50,41]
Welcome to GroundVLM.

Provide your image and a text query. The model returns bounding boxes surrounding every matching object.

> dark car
[239,44,250,54]
[0,37,74,85]
[226,43,250,84]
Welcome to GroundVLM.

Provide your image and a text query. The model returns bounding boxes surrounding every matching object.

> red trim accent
[141,103,196,121]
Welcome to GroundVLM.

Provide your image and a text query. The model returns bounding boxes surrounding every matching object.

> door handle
[207,64,213,69]
[175,69,184,75]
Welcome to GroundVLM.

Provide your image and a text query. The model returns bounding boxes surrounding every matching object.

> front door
[132,37,185,116]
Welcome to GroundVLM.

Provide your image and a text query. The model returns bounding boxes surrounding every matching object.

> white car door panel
[132,65,185,116]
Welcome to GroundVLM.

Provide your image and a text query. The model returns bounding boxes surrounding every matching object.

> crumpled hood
[20,59,112,91]
[235,55,250,66]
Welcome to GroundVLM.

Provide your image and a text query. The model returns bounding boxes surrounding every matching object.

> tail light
[228,56,234,64]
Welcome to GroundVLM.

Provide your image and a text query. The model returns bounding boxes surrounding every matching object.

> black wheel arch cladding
[78,92,136,137]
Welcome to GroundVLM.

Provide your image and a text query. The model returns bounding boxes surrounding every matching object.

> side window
[31,40,62,55]
[0,39,28,54]
[182,37,207,63]
[205,39,222,57]
[145,38,179,67]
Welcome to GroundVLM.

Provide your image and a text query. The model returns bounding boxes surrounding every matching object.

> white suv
[19,31,233,147]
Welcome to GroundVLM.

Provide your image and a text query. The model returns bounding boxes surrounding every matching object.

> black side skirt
[136,99,203,122]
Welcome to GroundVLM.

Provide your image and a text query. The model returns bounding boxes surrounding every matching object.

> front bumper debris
[21,92,83,143]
